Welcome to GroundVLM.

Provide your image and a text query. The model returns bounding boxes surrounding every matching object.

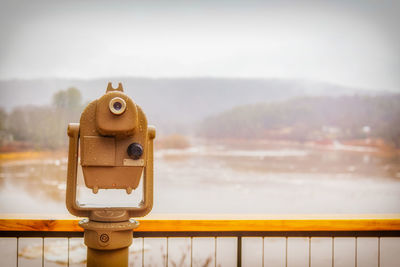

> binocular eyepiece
[109,97,126,115]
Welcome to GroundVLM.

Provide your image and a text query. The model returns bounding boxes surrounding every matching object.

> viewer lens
[109,97,126,115]
[113,101,122,111]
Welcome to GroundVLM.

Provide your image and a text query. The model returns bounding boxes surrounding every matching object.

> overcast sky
[0,0,399,91]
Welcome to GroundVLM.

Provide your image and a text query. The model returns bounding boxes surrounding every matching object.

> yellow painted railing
[1,214,400,233]
[1,214,400,266]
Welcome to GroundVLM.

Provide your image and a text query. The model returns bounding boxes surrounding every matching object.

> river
[1,139,399,215]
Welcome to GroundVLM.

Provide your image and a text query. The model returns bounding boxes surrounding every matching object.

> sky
[0,0,399,91]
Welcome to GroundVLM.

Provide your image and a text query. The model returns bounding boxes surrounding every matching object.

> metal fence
[1,218,400,266]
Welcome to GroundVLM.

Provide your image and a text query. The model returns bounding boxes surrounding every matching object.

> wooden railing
[1,214,400,266]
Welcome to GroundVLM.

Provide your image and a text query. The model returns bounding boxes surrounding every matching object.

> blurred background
[0,0,399,215]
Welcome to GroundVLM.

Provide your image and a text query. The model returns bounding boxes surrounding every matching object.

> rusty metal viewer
[66,82,156,267]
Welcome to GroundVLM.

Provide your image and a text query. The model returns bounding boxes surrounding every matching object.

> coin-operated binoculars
[66,82,155,267]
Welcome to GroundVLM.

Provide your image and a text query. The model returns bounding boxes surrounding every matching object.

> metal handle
[66,123,89,217]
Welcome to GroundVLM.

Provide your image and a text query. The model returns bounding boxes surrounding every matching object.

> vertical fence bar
[16,237,19,267]
[42,237,44,267]
[332,237,334,267]
[308,237,311,267]
[214,237,217,267]
[237,237,242,267]
[67,238,70,267]
[142,237,144,267]
[285,237,288,267]
[166,237,169,267]
[190,237,193,267]
[355,237,357,267]
[378,237,384,266]
[262,237,264,267]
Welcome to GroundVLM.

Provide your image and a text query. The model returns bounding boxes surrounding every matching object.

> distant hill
[199,94,400,146]
[0,77,387,134]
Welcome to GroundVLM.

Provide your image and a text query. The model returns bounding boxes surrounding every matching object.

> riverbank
[0,150,67,162]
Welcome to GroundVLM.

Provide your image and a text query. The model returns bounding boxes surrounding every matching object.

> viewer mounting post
[66,82,156,267]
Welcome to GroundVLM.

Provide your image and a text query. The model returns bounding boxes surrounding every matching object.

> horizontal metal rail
[1,230,400,238]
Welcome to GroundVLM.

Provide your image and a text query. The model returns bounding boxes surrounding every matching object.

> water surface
[1,140,399,214]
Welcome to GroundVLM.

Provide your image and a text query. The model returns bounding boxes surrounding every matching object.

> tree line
[198,94,400,147]
[0,88,83,150]
[1,89,400,150]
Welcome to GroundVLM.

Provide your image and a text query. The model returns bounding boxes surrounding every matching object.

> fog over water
[1,140,399,214]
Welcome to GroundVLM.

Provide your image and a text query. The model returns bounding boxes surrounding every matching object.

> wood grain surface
[1,214,399,232]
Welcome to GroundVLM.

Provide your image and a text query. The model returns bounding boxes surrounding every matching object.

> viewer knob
[127,143,143,160]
